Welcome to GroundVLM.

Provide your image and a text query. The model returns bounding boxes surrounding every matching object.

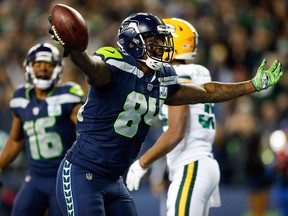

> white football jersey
[160,63,216,173]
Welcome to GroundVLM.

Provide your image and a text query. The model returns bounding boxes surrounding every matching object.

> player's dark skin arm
[0,114,25,170]
[165,81,255,105]
[69,50,112,87]
[140,105,189,169]
[70,50,256,104]
[70,103,83,124]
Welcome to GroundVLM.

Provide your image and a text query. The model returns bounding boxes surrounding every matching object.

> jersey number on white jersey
[199,103,215,129]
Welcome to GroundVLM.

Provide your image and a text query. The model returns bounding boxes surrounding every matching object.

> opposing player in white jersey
[126,18,221,216]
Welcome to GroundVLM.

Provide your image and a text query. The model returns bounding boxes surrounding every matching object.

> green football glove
[48,16,70,57]
[252,58,283,92]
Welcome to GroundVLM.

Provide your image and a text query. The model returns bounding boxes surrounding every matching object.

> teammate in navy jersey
[0,43,84,216]
[49,12,283,216]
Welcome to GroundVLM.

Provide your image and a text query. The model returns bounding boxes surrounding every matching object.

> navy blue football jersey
[10,82,84,177]
[66,46,180,179]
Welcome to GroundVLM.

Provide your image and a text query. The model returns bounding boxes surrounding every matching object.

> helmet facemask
[25,62,63,90]
[117,13,174,70]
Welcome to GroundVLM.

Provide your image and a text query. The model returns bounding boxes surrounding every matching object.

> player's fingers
[259,58,267,70]
[269,59,280,72]
[277,71,284,81]
[133,176,139,191]
[272,63,282,80]
[127,184,133,191]
[128,174,138,191]
[126,172,133,191]
[273,59,280,69]
[134,184,139,190]
[127,171,138,191]
[127,181,133,191]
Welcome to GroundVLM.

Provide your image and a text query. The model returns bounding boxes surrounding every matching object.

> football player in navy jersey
[0,43,84,216]
[49,12,283,216]
[126,18,221,216]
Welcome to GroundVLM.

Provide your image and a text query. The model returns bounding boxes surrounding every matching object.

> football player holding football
[49,12,283,216]
[126,18,221,216]
[0,43,84,216]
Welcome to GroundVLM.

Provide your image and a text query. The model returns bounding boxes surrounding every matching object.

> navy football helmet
[117,13,174,70]
[24,43,63,90]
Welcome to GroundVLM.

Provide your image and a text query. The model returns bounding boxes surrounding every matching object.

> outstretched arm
[166,59,283,105]
[166,80,254,105]
[69,50,112,87]
[0,114,25,170]
[140,105,189,169]
[126,105,189,191]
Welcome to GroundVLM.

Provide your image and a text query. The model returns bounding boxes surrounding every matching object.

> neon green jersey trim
[96,46,123,60]
[69,84,84,97]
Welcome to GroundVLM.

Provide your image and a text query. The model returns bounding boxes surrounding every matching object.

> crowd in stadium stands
[0,0,288,215]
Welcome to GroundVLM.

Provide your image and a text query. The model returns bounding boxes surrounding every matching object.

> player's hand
[48,16,70,57]
[126,160,148,191]
[252,58,283,92]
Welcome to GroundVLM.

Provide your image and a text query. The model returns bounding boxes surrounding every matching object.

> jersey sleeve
[9,85,30,118]
[160,64,181,100]
[64,82,85,98]
[57,82,85,114]
[93,46,126,78]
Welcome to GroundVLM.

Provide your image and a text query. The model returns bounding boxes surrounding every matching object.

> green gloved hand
[252,58,283,92]
[48,16,70,57]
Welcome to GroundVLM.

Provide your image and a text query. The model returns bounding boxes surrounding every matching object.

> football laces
[51,26,66,46]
